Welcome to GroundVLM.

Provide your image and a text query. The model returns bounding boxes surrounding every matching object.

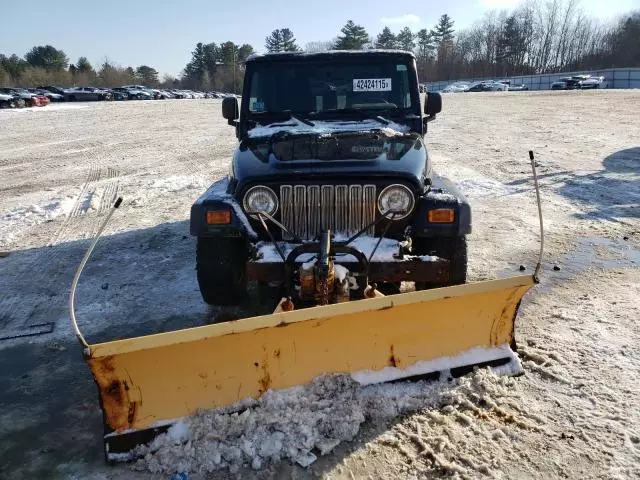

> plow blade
[85,275,535,457]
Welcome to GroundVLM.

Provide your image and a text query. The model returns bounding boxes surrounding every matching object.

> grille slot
[280,184,376,240]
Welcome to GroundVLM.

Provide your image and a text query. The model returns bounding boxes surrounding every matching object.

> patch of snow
[106,451,135,462]
[351,344,521,385]
[121,345,523,475]
[333,264,349,282]
[0,104,90,115]
[0,195,76,247]
[248,117,410,139]
[131,375,366,474]
[456,177,518,197]
[128,175,210,207]
[433,163,519,198]
[301,258,316,270]
[167,422,190,443]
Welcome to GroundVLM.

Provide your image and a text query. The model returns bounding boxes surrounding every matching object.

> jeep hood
[233,120,430,190]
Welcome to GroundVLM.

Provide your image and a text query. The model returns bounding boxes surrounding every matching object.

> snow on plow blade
[83,275,535,457]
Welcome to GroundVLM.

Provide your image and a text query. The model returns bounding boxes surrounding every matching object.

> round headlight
[243,186,278,216]
[377,184,414,219]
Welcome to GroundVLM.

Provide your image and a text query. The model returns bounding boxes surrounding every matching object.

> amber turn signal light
[207,210,231,225]
[428,208,455,223]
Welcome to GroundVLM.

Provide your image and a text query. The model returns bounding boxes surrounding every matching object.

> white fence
[423,68,640,91]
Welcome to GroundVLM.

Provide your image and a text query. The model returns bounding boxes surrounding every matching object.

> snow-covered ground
[0,92,638,479]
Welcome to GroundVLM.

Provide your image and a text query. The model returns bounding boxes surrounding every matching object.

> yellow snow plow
[70,155,543,459]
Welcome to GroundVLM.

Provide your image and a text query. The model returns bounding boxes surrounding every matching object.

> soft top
[245,49,416,63]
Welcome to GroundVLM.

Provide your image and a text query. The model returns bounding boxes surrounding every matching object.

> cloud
[380,14,421,25]
[479,0,522,8]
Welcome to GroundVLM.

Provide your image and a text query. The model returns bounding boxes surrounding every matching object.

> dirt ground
[0,91,638,479]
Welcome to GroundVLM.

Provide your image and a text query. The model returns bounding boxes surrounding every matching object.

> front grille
[280,184,376,240]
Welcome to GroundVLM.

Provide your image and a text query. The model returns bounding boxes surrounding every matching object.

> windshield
[246,60,415,117]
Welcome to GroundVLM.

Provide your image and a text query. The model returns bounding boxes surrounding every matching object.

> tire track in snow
[0,165,98,328]
[0,165,120,334]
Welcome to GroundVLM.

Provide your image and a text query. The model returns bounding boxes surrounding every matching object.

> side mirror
[424,92,442,117]
[222,97,239,126]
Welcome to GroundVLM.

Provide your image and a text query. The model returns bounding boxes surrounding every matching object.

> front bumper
[247,237,450,284]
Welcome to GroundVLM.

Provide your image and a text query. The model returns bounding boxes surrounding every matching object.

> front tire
[414,236,468,290]
[196,237,248,305]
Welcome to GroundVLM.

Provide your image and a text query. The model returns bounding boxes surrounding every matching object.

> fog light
[428,209,455,223]
[207,209,231,225]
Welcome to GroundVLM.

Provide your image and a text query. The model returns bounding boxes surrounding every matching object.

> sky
[0,0,636,77]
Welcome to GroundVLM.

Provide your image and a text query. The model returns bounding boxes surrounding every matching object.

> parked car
[121,85,157,99]
[33,93,50,106]
[38,85,68,97]
[551,77,582,90]
[508,84,529,91]
[108,87,133,100]
[0,88,43,106]
[151,89,170,99]
[442,81,471,93]
[579,75,604,89]
[100,88,128,101]
[28,88,64,102]
[65,87,113,101]
[0,92,24,109]
[167,89,185,99]
[119,86,154,100]
[465,81,508,92]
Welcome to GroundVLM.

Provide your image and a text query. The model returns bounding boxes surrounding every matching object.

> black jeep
[190,50,471,307]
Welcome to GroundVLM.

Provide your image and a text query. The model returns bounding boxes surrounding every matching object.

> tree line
[297,1,638,82]
[0,45,165,89]
[1,0,637,91]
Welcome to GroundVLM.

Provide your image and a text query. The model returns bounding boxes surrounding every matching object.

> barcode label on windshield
[353,78,392,92]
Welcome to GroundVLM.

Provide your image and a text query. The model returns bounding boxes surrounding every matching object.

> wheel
[0,101,8,109]
[196,237,248,305]
[68,95,76,102]
[413,236,467,290]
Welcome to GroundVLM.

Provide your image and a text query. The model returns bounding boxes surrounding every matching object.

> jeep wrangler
[190,50,471,307]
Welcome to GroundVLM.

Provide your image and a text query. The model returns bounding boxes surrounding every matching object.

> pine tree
[432,14,455,45]
[265,30,284,52]
[125,67,135,81]
[416,29,436,58]
[497,15,525,71]
[375,26,398,49]
[280,28,300,51]
[0,54,28,79]
[25,45,69,70]
[76,57,93,73]
[237,44,255,61]
[136,65,159,86]
[334,20,370,50]
[396,27,416,52]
